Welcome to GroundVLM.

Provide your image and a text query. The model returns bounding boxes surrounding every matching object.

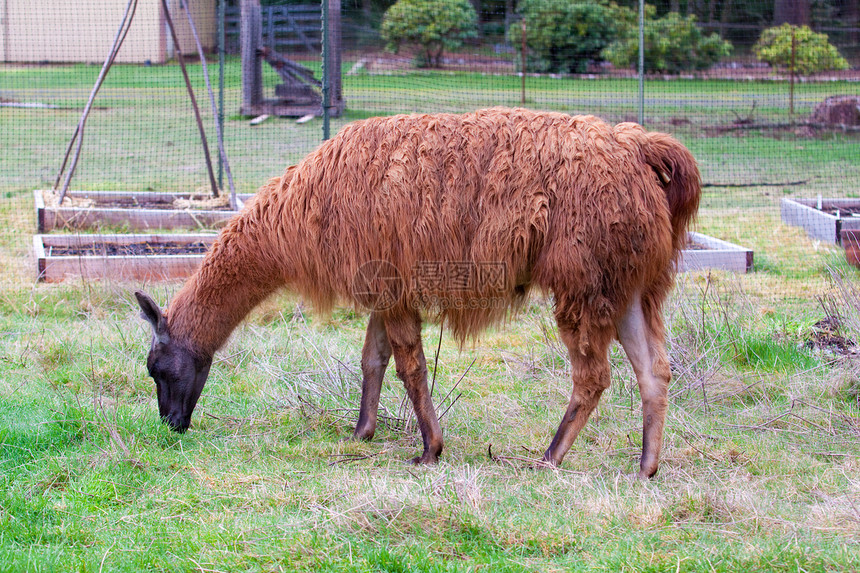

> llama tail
[640,132,702,253]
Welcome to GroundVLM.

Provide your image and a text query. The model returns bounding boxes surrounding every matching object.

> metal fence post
[218,0,225,187]
[521,19,526,105]
[638,0,645,126]
[321,0,330,140]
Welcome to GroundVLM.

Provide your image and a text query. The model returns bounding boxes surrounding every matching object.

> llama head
[135,291,212,433]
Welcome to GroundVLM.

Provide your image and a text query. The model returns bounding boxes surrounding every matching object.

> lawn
[0,62,858,571]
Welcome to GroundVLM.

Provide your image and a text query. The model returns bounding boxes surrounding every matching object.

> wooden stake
[161,0,219,198]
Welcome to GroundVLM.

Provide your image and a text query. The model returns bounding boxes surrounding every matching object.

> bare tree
[774,0,811,25]
[845,0,859,43]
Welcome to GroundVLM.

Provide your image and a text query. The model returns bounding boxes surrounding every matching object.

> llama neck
[167,218,285,357]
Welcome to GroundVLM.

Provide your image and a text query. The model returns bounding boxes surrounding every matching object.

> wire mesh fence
[4,5,860,568]
[1,0,859,302]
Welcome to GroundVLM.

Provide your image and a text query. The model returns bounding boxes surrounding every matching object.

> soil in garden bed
[96,199,235,211]
[43,189,235,211]
[48,241,212,257]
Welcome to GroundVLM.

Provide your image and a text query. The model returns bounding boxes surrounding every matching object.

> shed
[0,0,216,64]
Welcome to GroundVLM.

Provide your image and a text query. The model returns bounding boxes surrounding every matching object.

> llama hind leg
[386,312,443,464]
[542,324,614,467]
[354,313,392,441]
[616,290,671,479]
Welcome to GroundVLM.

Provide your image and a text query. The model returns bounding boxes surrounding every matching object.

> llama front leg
[386,312,443,464]
[616,291,671,478]
[542,324,614,466]
[354,312,392,441]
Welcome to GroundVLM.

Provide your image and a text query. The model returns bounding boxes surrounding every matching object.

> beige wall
[168,0,217,61]
[1,0,215,64]
[1,0,7,62]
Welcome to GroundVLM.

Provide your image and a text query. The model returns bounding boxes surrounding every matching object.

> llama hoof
[409,452,439,465]
[351,428,375,442]
[636,467,659,480]
[539,451,562,468]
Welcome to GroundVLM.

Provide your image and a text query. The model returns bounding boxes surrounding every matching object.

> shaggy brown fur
[138,107,701,476]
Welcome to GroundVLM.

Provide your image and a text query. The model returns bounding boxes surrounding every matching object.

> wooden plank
[790,198,860,210]
[779,197,860,244]
[268,24,321,35]
[273,39,321,51]
[34,190,252,232]
[241,0,264,114]
[227,5,322,53]
[285,5,325,12]
[33,235,47,280]
[243,101,322,118]
[34,229,754,282]
[680,250,750,273]
[39,255,206,283]
[34,233,218,283]
[37,189,227,205]
[281,5,316,52]
[39,233,217,248]
[679,232,754,273]
[33,189,46,234]
[688,232,749,251]
[265,6,275,50]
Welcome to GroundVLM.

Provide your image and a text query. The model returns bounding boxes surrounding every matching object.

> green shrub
[508,0,632,74]
[603,9,732,73]
[380,0,478,68]
[753,24,849,75]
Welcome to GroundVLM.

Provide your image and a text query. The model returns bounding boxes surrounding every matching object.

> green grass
[2,62,860,571]
[3,58,859,195]
[0,281,858,571]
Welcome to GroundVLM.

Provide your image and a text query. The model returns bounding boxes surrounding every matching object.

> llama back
[262,109,698,343]
[273,109,565,341]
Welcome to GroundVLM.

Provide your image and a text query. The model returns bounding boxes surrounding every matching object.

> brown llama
[136,107,700,478]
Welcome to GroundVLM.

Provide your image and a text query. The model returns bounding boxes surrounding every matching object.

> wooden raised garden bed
[34,189,252,233]
[34,233,216,282]
[679,232,754,273]
[780,197,860,244]
[34,231,753,283]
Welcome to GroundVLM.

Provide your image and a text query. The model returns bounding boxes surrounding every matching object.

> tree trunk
[773,0,810,26]
[845,0,859,44]
[720,0,733,26]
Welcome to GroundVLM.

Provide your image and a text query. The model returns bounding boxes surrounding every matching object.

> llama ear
[135,290,169,344]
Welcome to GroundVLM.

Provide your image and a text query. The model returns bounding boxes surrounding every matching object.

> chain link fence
[1,0,859,305]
